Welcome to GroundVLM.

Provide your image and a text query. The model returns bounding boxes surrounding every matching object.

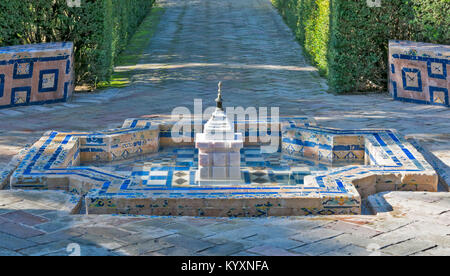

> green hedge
[0,0,154,87]
[272,0,449,93]
[272,0,329,75]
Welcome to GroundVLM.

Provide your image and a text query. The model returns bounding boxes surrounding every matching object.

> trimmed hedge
[0,0,154,87]
[273,0,330,75]
[272,0,450,93]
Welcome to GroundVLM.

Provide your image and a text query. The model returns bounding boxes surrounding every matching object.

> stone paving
[0,189,448,256]
[0,0,449,255]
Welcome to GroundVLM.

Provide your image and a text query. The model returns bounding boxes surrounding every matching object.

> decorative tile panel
[389,40,449,107]
[0,42,74,108]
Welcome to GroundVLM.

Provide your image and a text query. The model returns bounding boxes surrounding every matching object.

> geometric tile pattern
[11,87,31,106]
[38,69,59,93]
[121,116,316,147]
[282,125,438,198]
[0,74,4,98]
[8,116,438,217]
[0,42,74,109]
[389,40,449,107]
[109,147,328,187]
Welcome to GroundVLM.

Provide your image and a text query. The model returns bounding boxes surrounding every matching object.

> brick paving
[0,0,449,255]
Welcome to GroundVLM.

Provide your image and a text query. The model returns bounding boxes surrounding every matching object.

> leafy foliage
[271,0,330,75]
[0,0,154,87]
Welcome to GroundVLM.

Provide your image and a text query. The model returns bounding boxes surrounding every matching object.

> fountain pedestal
[195,83,244,184]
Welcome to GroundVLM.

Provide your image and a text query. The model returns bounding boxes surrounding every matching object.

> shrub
[303,0,329,75]
[272,0,449,93]
[272,0,330,75]
[0,0,154,87]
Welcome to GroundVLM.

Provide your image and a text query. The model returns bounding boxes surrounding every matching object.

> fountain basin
[8,115,438,217]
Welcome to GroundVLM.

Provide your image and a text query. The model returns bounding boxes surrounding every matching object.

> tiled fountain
[2,84,438,217]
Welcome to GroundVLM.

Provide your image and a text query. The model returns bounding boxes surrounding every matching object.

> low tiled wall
[282,126,365,163]
[389,40,449,107]
[122,116,315,147]
[0,42,74,109]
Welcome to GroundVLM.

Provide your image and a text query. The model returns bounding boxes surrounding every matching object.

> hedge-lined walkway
[0,0,449,255]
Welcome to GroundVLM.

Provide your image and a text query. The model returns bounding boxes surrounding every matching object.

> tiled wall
[282,126,365,164]
[0,42,74,109]
[389,40,449,107]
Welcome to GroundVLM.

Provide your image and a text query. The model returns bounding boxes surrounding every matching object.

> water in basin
[82,146,361,187]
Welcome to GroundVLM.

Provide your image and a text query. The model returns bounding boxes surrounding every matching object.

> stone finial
[215,81,223,110]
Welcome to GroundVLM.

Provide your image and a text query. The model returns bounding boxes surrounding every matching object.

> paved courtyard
[0,0,449,256]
